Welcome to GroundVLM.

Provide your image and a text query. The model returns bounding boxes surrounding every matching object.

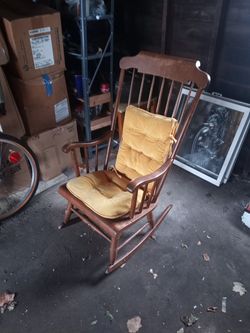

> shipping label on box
[54,98,70,123]
[29,27,51,36]
[30,33,55,69]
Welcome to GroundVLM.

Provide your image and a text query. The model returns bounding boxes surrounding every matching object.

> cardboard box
[0,67,25,138]
[0,1,65,80]
[9,71,71,135]
[27,120,79,181]
[0,29,9,65]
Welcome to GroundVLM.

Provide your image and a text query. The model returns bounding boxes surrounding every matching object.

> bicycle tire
[0,133,39,221]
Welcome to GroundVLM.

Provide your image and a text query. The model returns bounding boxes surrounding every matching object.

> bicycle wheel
[0,133,39,221]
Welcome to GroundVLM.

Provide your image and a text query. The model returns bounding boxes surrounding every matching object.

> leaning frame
[174,88,250,186]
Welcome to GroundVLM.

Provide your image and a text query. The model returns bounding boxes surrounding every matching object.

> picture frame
[174,88,250,186]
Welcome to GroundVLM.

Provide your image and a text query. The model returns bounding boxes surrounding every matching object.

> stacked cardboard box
[9,72,71,136]
[27,120,79,181]
[0,1,79,180]
[0,66,26,138]
[0,27,26,138]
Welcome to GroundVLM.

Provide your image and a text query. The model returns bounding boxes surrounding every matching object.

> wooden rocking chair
[58,51,210,273]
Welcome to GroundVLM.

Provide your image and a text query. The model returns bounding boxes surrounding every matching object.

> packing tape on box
[42,74,53,96]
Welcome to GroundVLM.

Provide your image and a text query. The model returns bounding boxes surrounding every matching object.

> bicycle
[0,80,39,221]
[0,132,39,221]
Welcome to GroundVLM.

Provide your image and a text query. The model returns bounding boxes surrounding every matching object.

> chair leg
[147,211,155,228]
[107,204,173,273]
[58,202,73,229]
[147,211,156,240]
[109,235,119,266]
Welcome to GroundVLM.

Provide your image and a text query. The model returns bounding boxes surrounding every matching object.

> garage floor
[0,166,250,333]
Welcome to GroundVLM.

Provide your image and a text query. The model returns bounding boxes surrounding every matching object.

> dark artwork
[176,96,243,179]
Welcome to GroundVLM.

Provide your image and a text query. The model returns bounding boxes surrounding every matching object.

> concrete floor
[0,166,250,333]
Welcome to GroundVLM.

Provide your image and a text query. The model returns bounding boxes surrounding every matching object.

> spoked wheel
[0,133,39,221]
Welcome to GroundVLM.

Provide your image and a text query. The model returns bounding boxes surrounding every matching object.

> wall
[213,0,250,103]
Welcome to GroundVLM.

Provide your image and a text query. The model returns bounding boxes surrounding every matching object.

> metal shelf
[78,0,114,141]
[68,51,112,61]
[77,92,111,107]
[86,14,113,21]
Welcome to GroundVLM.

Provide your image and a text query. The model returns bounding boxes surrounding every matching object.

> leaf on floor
[127,316,142,333]
[232,282,247,296]
[202,253,210,262]
[106,310,114,321]
[207,306,218,313]
[180,313,199,327]
[177,328,184,333]
[0,291,16,314]
[149,268,158,279]
[221,297,227,313]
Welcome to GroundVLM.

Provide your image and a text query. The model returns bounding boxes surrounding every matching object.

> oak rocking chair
[58,51,210,273]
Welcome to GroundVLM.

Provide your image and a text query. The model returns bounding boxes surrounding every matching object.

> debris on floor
[197,241,202,246]
[181,242,188,249]
[232,282,247,296]
[180,313,198,327]
[177,328,184,333]
[241,203,250,228]
[222,297,227,313]
[207,306,218,313]
[202,253,210,262]
[91,320,98,326]
[149,268,158,279]
[105,310,114,321]
[127,316,142,333]
[0,291,17,314]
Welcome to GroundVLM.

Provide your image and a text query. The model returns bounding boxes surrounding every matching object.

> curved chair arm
[126,159,173,218]
[127,159,172,193]
[62,130,113,176]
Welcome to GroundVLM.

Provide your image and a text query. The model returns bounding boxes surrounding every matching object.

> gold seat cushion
[66,105,178,219]
[66,169,142,219]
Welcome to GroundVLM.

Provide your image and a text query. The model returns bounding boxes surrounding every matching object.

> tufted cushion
[115,105,178,180]
[66,105,178,219]
[66,169,143,219]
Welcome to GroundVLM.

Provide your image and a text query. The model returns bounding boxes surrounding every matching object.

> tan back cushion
[115,105,178,180]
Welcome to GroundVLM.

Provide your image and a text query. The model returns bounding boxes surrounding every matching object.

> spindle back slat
[108,51,210,162]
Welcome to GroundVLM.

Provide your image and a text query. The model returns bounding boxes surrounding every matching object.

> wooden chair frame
[58,51,210,273]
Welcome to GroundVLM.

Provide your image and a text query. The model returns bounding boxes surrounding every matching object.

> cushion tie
[109,165,123,179]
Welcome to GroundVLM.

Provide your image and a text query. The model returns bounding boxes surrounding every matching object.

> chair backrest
[115,105,178,180]
[105,51,210,169]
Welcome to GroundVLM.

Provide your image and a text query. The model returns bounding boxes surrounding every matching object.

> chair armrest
[126,159,172,193]
[126,159,173,218]
[62,130,113,176]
